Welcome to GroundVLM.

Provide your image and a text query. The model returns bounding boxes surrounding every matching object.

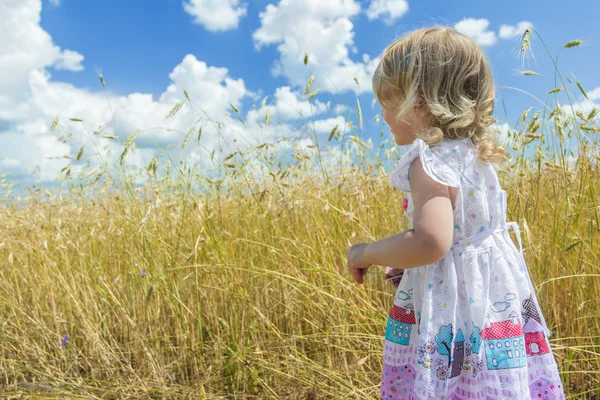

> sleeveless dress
[381,138,565,400]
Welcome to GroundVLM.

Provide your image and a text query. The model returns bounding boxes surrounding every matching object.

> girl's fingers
[350,266,365,284]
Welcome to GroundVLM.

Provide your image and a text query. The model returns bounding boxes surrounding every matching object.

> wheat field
[0,33,599,399]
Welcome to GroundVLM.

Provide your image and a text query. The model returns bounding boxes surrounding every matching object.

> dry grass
[0,33,599,400]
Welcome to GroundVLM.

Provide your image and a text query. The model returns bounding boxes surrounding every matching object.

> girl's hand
[384,267,404,288]
[347,243,371,284]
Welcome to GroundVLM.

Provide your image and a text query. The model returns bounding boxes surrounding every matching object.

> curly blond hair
[373,27,508,164]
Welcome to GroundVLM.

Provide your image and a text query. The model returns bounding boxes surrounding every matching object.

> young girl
[346,27,565,399]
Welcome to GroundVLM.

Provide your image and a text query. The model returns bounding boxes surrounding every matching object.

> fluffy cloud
[456,19,534,46]
[587,87,600,102]
[0,122,70,181]
[0,57,251,182]
[159,54,247,118]
[183,0,247,32]
[562,86,600,116]
[454,18,497,47]
[0,0,87,181]
[246,86,329,125]
[252,0,380,94]
[0,0,258,183]
[53,49,85,71]
[366,0,409,24]
[1,0,362,186]
[499,21,532,40]
[333,104,350,115]
[0,0,84,108]
[312,116,350,135]
[270,86,328,119]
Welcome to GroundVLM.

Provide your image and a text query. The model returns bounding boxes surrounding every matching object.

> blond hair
[373,27,508,164]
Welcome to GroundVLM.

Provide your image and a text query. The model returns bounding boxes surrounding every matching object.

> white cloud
[272,86,328,119]
[0,0,259,183]
[0,128,70,181]
[455,18,497,47]
[562,87,600,116]
[252,0,380,94]
[1,0,361,186]
[54,49,85,72]
[159,54,247,117]
[0,0,84,110]
[334,104,349,115]
[183,0,247,32]
[312,116,350,135]
[28,55,252,167]
[499,21,532,40]
[366,0,409,24]
[588,87,600,102]
[48,0,60,5]
[246,86,329,125]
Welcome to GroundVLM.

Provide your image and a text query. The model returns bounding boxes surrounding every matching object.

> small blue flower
[61,333,69,346]
[138,269,149,277]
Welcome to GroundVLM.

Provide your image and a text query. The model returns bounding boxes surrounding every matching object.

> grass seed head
[563,39,583,48]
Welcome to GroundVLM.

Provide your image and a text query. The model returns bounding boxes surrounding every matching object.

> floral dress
[381,138,565,400]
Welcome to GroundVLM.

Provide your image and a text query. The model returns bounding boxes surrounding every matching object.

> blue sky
[40,0,599,109]
[1,0,599,185]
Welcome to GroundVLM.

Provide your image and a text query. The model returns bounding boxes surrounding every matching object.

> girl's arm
[362,158,454,269]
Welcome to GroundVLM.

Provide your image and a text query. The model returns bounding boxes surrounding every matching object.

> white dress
[381,138,565,400]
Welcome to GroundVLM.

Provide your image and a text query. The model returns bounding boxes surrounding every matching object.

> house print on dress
[450,329,465,378]
[522,294,542,325]
[523,317,550,357]
[470,325,483,354]
[521,294,551,358]
[481,312,527,370]
[385,303,416,346]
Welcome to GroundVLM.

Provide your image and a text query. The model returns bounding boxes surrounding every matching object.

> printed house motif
[385,303,416,346]
[481,316,527,370]
[450,329,465,378]
[523,318,550,357]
